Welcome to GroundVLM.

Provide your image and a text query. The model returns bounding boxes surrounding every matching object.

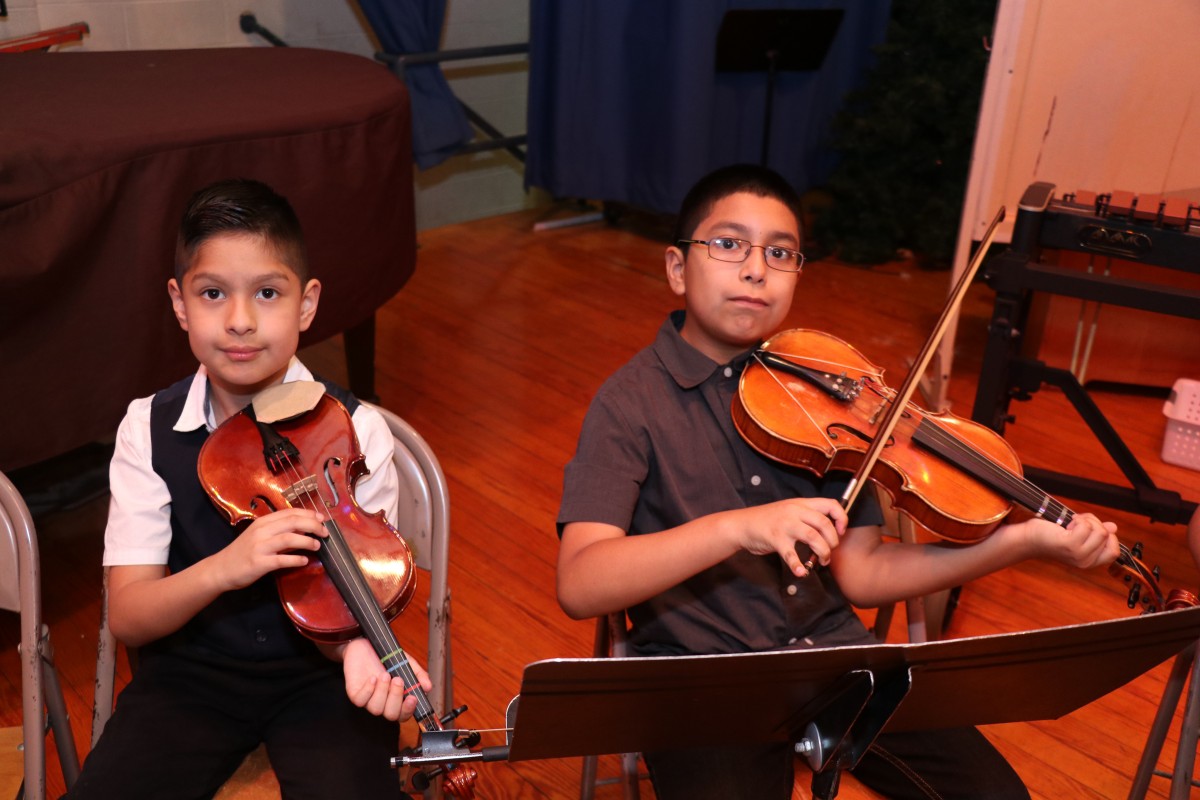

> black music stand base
[506,608,1200,799]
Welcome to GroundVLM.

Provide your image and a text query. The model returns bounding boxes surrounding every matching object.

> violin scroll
[1110,542,1164,613]
[1109,541,1198,614]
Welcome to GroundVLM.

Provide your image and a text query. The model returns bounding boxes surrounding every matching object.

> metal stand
[972,181,1199,526]
[714,9,843,166]
[1129,640,1200,800]
[504,608,1200,799]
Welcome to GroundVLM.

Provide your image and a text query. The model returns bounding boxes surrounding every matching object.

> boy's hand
[1011,512,1119,569]
[343,637,432,721]
[734,497,847,576]
[210,508,327,591]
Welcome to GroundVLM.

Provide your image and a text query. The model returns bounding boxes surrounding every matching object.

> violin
[731,328,1194,613]
[197,383,479,797]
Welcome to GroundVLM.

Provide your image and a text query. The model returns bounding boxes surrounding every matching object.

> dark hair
[672,164,804,246]
[174,179,308,282]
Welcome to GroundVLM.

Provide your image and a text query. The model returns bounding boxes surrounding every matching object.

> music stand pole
[761,49,778,166]
[714,10,843,168]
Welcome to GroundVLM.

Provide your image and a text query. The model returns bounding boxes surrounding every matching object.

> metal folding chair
[364,402,455,721]
[0,470,80,800]
[579,611,644,800]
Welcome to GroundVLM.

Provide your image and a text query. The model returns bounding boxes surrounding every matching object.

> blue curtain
[527,0,890,214]
[359,0,473,169]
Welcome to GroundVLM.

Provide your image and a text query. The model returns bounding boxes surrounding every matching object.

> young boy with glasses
[556,163,1119,799]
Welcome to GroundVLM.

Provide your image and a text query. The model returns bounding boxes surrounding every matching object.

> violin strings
[911,421,1160,600]
[766,349,884,382]
[760,359,1163,607]
[754,353,835,448]
[763,361,1078,529]
[913,418,1072,522]
[272,446,439,724]
[835,382,1060,522]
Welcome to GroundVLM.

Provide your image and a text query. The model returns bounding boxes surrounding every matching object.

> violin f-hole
[827,422,878,447]
[249,495,280,515]
[320,456,343,507]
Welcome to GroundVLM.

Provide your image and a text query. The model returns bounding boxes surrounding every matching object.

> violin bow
[838,207,1007,517]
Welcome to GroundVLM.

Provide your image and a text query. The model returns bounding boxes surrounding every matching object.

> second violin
[733,328,1025,543]
[732,328,1173,611]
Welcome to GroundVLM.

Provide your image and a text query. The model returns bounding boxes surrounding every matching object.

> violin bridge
[283,475,321,506]
[866,398,889,426]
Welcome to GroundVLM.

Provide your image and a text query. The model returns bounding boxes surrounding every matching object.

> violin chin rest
[252,380,327,423]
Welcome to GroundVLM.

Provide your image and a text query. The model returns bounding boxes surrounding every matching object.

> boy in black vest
[68,179,426,799]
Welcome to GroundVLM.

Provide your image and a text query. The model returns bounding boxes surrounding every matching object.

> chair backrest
[0,470,79,800]
[362,402,453,719]
[0,471,44,800]
[0,477,24,616]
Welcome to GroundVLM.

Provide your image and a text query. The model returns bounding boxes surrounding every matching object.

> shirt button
[723,366,733,378]
[787,637,798,645]
[750,475,762,486]
[786,584,798,596]
[255,629,268,643]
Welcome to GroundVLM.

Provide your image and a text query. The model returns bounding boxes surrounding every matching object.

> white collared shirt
[103,357,399,566]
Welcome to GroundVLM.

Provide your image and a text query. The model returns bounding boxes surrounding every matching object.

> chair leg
[872,603,896,641]
[619,752,641,800]
[92,565,122,750]
[580,754,599,800]
[579,616,643,799]
[428,591,451,720]
[904,593,929,643]
[39,633,80,787]
[580,617,610,799]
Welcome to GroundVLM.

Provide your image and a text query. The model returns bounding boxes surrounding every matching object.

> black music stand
[715,9,843,166]
[505,608,1200,799]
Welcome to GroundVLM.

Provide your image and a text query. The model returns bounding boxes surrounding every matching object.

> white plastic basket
[1162,378,1200,471]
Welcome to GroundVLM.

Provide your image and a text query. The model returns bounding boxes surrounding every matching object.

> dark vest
[146,374,360,664]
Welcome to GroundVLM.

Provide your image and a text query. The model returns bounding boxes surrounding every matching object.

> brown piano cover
[0,48,415,471]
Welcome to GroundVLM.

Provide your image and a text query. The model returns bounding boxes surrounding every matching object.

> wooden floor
[3,203,1199,799]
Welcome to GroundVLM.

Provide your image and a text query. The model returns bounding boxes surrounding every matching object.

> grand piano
[0,47,415,473]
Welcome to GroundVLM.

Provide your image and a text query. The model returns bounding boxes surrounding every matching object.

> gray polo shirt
[558,311,882,657]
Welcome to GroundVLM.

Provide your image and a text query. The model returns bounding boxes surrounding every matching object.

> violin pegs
[439,704,469,727]
[410,769,434,791]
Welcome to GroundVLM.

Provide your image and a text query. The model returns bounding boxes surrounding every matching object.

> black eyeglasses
[677,237,805,273]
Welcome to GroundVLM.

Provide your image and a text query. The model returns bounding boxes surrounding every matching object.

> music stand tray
[715,9,843,73]
[715,9,844,165]
[505,608,1200,794]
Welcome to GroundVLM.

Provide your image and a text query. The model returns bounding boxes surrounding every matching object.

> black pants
[645,726,1030,800]
[64,650,407,800]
